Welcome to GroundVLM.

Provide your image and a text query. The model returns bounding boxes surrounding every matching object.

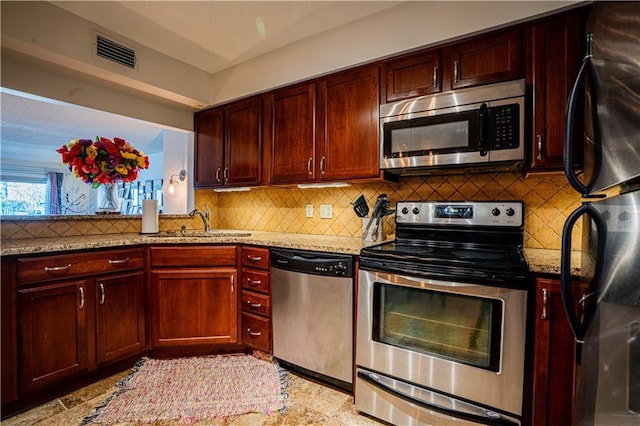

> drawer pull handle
[247,278,262,287]
[541,288,548,320]
[247,255,262,262]
[108,257,130,265]
[247,328,262,337]
[247,301,262,309]
[44,264,72,273]
[99,283,105,305]
[454,60,460,82]
[79,287,85,310]
[307,157,313,175]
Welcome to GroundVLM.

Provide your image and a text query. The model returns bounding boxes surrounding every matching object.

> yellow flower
[121,151,138,160]
[85,146,98,158]
[136,156,146,167]
[115,165,128,175]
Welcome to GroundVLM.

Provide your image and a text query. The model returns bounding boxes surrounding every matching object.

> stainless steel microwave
[380,79,525,174]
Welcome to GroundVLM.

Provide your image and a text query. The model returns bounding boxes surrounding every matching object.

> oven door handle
[357,369,518,426]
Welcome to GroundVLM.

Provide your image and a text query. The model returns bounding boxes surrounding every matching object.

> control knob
[401,207,409,215]
[506,208,515,217]
[491,208,501,217]
[413,207,420,215]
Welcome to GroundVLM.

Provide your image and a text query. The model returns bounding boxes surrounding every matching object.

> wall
[1,173,580,251]
[194,173,583,250]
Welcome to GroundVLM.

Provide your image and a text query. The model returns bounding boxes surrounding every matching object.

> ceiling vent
[94,33,137,70]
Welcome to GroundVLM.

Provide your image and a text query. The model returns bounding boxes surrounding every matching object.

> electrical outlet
[305,204,314,218]
[320,204,333,219]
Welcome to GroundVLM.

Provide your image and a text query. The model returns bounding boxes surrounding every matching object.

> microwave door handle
[357,370,517,426]
[479,103,489,156]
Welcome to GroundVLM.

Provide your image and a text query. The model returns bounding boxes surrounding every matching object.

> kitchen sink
[149,230,251,238]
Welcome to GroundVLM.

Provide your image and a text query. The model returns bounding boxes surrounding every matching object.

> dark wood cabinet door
[528,12,582,171]
[384,50,442,102]
[194,108,224,187]
[95,271,145,365]
[150,268,238,347]
[450,29,522,90]
[268,83,316,184]
[317,65,380,181]
[18,280,89,393]
[533,278,583,426]
[225,96,262,186]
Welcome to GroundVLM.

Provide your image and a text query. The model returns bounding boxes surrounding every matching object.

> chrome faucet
[189,204,211,232]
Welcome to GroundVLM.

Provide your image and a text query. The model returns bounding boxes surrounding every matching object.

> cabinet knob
[536,134,544,160]
[79,287,85,310]
[43,264,72,273]
[247,278,262,287]
[247,328,262,337]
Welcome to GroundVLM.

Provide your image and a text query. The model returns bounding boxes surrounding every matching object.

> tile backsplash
[2,172,582,250]
[196,172,582,250]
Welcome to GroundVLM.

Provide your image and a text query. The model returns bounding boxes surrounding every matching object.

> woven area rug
[83,353,288,425]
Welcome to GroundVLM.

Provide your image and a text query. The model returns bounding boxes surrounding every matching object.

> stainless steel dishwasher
[271,249,354,391]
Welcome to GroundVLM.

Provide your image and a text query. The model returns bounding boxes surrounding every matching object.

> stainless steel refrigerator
[561,2,640,425]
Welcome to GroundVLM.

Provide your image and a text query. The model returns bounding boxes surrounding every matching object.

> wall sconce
[167,169,186,196]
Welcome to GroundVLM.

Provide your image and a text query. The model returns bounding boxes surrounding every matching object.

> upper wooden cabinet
[384,49,443,103]
[526,10,583,172]
[267,65,380,184]
[382,29,522,103]
[450,28,522,90]
[194,96,261,188]
[266,82,316,184]
[317,65,380,181]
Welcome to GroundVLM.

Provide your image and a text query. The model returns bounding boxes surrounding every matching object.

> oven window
[372,283,503,372]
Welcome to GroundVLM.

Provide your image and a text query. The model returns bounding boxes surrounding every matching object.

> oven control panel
[396,201,523,227]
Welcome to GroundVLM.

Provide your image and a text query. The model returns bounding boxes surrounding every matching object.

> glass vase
[96,183,120,214]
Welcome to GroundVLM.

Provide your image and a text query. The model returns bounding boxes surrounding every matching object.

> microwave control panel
[490,104,519,150]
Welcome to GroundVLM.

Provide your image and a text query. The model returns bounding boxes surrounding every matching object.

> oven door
[356,269,528,420]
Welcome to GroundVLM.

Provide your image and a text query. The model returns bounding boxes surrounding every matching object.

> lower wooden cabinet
[240,246,271,353]
[148,245,239,348]
[532,277,584,425]
[16,248,146,395]
[95,272,145,365]
[149,268,238,346]
[18,279,90,393]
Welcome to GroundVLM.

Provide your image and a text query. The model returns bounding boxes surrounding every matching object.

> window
[0,181,48,215]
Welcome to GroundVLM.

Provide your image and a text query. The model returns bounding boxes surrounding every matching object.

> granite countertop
[0,230,368,257]
[2,232,577,276]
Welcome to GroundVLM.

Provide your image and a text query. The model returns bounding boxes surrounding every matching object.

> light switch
[305,204,314,218]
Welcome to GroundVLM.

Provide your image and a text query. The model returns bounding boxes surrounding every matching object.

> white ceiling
[1,1,400,171]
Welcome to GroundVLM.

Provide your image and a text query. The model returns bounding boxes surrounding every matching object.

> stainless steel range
[356,201,530,426]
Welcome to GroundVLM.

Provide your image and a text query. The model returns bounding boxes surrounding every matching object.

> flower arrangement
[57,136,149,187]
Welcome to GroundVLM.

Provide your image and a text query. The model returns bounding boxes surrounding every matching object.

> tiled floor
[3,368,385,425]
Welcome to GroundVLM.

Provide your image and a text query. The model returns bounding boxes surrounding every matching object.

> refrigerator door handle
[560,202,606,349]
[564,33,593,196]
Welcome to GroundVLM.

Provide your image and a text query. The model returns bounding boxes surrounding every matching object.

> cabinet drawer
[17,248,144,285]
[241,290,270,317]
[241,269,270,294]
[242,312,270,352]
[241,246,270,270]
[150,245,237,267]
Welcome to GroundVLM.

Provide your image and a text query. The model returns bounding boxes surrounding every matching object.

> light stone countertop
[2,232,576,276]
[0,230,369,257]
